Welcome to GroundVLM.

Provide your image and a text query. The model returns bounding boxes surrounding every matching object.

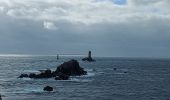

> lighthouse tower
[88,51,92,59]
[82,50,95,62]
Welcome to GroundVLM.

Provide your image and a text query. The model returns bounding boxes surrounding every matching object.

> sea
[0,55,170,100]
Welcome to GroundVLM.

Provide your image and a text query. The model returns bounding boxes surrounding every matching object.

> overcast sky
[0,0,170,58]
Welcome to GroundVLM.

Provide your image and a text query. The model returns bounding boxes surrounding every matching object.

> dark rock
[19,60,87,79]
[113,68,117,71]
[29,69,53,79]
[54,59,87,76]
[45,69,52,74]
[82,57,95,62]
[43,86,53,92]
[35,69,53,78]
[55,72,69,80]
[54,77,62,80]
[29,73,36,78]
[18,74,29,78]
[82,51,95,62]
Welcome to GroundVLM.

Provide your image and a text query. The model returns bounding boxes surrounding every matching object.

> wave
[69,78,92,82]
[84,72,95,77]
[22,70,40,73]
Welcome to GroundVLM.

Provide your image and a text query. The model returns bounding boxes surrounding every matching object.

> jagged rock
[29,73,36,78]
[82,51,95,62]
[34,69,53,78]
[54,59,87,76]
[19,60,87,79]
[19,74,29,78]
[55,72,69,80]
[43,86,53,92]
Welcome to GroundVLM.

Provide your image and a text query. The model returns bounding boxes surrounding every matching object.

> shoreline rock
[55,72,69,80]
[19,74,29,78]
[54,59,87,76]
[19,59,87,80]
[43,86,53,92]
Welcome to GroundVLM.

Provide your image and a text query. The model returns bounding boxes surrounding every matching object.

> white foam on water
[98,71,105,75]
[0,77,16,82]
[13,87,44,94]
[24,87,43,93]
[22,70,40,73]
[69,78,92,82]
[86,69,93,72]
[21,78,32,81]
[67,69,95,82]
[84,72,95,77]
[85,68,96,77]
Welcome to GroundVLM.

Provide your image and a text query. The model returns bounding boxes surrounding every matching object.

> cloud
[0,0,170,57]
[43,21,58,30]
[0,6,4,12]
[129,0,170,5]
[0,0,169,26]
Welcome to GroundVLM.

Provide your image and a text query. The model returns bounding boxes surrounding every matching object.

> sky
[0,0,170,58]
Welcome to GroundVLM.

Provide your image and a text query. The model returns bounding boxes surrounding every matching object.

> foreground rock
[33,69,53,78]
[54,59,87,76]
[82,51,95,62]
[55,72,70,80]
[19,74,29,78]
[43,86,53,92]
[19,59,87,80]
[19,69,53,79]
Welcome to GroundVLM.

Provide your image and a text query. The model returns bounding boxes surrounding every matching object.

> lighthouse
[88,51,92,59]
[82,51,95,62]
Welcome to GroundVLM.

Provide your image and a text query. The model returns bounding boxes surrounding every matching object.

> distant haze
[0,0,170,58]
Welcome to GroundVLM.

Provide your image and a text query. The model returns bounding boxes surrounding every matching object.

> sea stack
[82,51,95,62]
[43,86,53,92]
[19,59,87,79]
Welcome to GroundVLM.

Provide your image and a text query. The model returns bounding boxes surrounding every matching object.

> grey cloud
[0,0,169,26]
[129,0,170,5]
[0,0,170,58]
[129,0,160,5]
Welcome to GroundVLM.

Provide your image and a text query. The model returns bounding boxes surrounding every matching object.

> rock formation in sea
[55,72,69,80]
[19,59,87,80]
[43,86,53,92]
[19,74,29,78]
[54,59,87,76]
[82,51,95,62]
[113,68,117,71]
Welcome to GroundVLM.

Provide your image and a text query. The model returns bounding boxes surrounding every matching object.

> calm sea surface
[0,56,170,100]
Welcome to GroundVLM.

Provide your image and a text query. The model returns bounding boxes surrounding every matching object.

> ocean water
[0,56,170,100]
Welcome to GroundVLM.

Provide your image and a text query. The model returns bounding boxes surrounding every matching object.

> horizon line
[0,54,170,59]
